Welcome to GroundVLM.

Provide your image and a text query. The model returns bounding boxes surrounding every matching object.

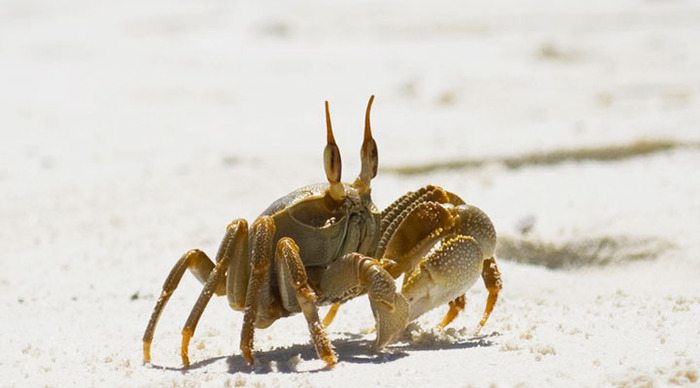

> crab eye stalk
[324,101,345,201]
[354,95,378,194]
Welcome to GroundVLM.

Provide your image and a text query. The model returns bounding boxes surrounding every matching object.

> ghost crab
[142,96,502,368]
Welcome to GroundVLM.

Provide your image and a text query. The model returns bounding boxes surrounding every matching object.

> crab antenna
[354,95,378,194]
[324,101,345,201]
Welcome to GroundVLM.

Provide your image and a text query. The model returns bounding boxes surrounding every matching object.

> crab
[142,96,502,368]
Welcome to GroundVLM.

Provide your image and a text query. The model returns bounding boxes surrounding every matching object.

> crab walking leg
[478,256,502,329]
[276,238,337,366]
[437,294,466,329]
[240,216,275,365]
[143,219,247,364]
[402,235,485,322]
[322,303,341,328]
[142,249,214,363]
[179,256,228,367]
[225,220,250,311]
[319,253,409,350]
[178,219,248,367]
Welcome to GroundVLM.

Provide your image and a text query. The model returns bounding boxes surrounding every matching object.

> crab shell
[260,183,381,268]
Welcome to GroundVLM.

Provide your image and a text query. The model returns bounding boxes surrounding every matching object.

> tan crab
[142,96,502,368]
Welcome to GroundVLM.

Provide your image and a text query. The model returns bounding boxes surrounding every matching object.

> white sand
[2,0,700,387]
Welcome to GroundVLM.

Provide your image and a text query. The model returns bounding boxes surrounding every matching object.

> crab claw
[402,235,484,322]
[364,264,409,350]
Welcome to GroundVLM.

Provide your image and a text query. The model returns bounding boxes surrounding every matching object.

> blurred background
[3,0,699,230]
[2,0,699,386]
[3,0,699,270]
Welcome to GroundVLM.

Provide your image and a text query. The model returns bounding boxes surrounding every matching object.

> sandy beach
[2,0,699,386]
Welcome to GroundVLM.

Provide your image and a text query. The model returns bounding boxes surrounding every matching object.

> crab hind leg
[142,218,248,366]
[142,248,217,364]
[179,219,249,367]
[179,255,228,367]
[478,256,502,330]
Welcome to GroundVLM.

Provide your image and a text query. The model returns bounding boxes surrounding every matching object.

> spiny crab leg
[239,216,275,366]
[179,255,228,367]
[276,238,337,366]
[142,249,216,364]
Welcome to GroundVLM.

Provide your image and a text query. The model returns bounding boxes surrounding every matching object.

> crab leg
[240,216,275,365]
[179,219,248,367]
[143,218,247,365]
[437,294,466,329]
[143,249,215,364]
[478,256,502,329]
[225,220,250,311]
[322,303,341,328]
[179,254,228,367]
[275,238,337,366]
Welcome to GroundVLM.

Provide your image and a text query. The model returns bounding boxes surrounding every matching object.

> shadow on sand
[194,331,495,374]
[149,331,498,374]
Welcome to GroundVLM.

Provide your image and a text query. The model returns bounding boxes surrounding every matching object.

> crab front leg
[275,238,337,366]
[239,217,337,367]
